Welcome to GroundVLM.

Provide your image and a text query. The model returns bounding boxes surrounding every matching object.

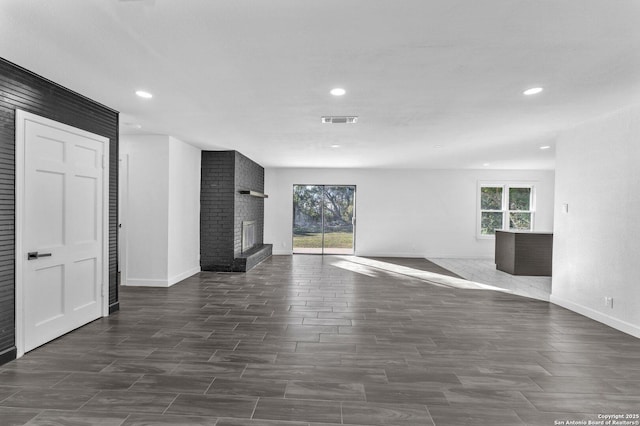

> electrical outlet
[604,297,613,308]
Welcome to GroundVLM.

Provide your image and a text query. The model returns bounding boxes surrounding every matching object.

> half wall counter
[495,230,553,276]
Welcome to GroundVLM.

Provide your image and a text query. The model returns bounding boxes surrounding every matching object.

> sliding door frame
[292,184,356,255]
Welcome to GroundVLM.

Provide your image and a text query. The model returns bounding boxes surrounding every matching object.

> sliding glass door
[293,185,355,254]
[292,185,323,254]
[322,186,355,254]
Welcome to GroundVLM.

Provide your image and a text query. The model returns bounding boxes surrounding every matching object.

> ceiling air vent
[321,116,358,124]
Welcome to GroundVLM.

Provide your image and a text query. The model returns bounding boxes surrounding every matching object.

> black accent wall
[200,151,236,270]
[0,58,119,363]
[200,150,271,272]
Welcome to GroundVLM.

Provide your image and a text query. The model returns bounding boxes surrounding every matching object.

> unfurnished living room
[1,1,640,425]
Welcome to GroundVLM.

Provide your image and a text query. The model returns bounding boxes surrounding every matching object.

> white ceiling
[2,0,640,169]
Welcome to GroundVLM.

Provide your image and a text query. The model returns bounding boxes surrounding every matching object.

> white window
[478,183,535,237]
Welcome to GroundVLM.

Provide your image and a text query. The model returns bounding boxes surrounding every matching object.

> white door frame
[15,110,110,358]
[118,154,129,286]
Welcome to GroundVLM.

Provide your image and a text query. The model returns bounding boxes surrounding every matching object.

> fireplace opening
[242,221,257,253]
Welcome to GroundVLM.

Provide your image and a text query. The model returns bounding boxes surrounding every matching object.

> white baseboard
[273,249,293,256]
[168,266,201,286]
[124,278,172,287]
[550,294,640,339]
[426,255,495,260]
[272,251,494,260]
[276,251,423,258]
[354,251,427,258]
[125,267,200,288]
[355,252,494,260]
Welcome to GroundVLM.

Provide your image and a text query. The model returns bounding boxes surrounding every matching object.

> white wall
[120,135,170,284]
[120,135,201,287]
[167,136,201,283]
[265,168,555,258]
[552,104,640,338]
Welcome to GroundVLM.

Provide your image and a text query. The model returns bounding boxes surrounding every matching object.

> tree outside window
[479,184,534,236]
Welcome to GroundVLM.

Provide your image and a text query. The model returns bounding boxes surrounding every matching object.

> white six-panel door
[16,110,109,356]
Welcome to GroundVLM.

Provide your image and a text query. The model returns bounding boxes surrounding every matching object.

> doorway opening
[292,185,356,254]
[118,154,129,286]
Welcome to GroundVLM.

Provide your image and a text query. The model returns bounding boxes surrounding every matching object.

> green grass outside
[293,232,353,249]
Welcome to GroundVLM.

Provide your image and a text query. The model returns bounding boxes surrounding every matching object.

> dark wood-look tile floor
[1,255,639,426]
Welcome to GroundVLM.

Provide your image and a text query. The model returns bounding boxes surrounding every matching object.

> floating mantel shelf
[239,190,269,198]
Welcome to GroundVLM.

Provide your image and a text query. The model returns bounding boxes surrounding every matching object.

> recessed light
[330,144,341,148]
[523,87,543,96]
[540,145,551,150]
[330,88,346,96]
[136,90,153,99]
[434,145,442,149]
[483,163,490,167]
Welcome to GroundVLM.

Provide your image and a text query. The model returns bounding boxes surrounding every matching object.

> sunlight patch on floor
[330,256,513,294]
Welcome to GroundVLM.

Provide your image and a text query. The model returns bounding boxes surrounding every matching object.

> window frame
[477,182,536,238]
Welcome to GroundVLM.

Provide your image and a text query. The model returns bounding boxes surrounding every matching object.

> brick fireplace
[200,150,272,272]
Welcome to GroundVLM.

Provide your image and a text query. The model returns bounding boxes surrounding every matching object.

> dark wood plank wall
[0,58,119,362]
